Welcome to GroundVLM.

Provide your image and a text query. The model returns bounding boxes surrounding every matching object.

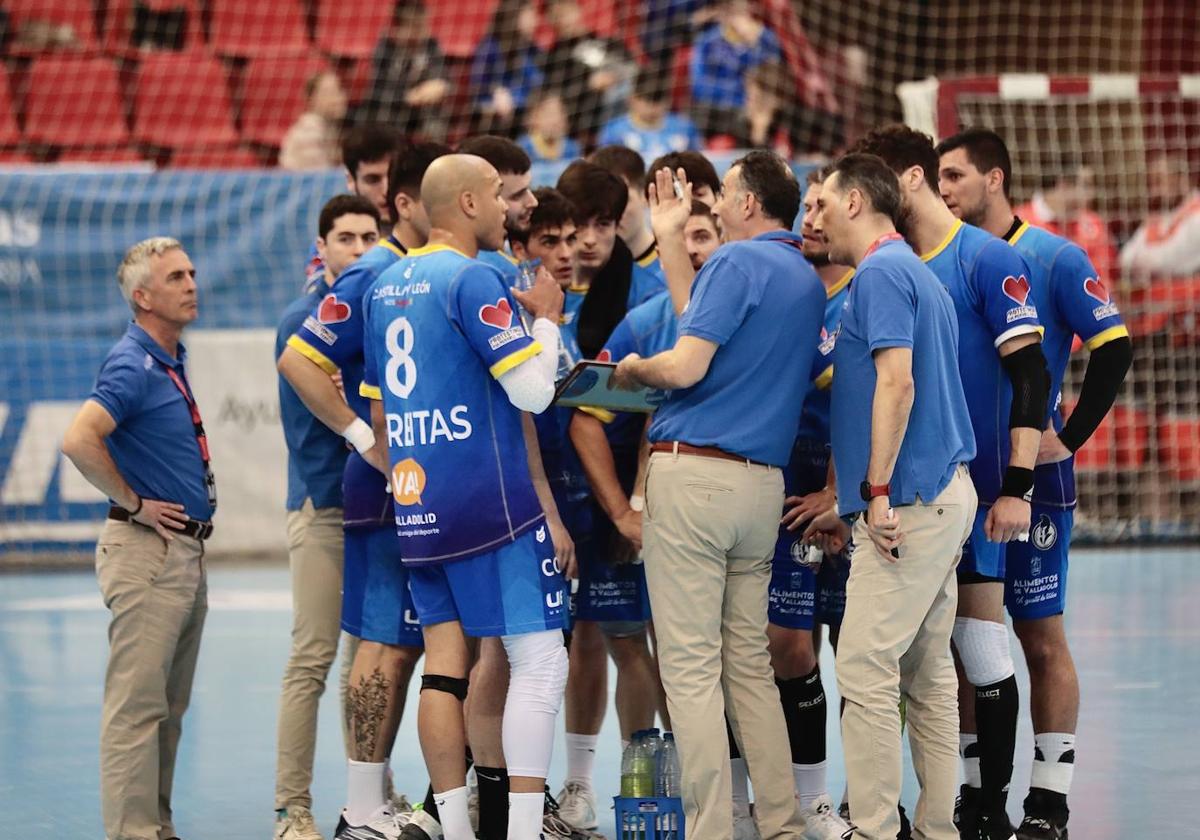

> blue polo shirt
[90,322,214,521]
[831,239,975,515]
[276,274,348,512]
[597,113,702,160]
[648,231,825,466]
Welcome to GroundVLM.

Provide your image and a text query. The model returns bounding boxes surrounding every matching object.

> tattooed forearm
[346,667,390,762]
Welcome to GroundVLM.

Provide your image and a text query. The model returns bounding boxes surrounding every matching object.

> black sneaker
[398,806,442,840]
[954,785,980,839]
[978,805,1016,840]
[1016,788,1069,840]
[1015,814,1067,840]
[896,803,912,840]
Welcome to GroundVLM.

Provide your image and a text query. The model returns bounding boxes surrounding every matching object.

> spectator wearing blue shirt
[469,0,545,133]
[598,69,702,161]
[806,154,977,840]
[612,150,821,840]
[689,0,783,137]
[271,195,379,839]
[517,90,581,165]
[62,238,214,840]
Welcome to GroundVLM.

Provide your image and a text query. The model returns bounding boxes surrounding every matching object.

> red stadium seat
[1065,400,1114,472]
[171,147,262,168]
[1158,415,1200,483]
[102,0,203,57]
[314,0,391,59]
[57,148,150,164]
[239,55,332,147]
[208,0,310,58]
[133,53,238,149]
[4,0,100,54]
[0,68,21,148]
[1112,404,1151,469]
[429,0,500,58]
[0,150,34,165]
[23,56,131,149]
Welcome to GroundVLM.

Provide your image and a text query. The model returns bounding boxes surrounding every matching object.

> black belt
[108,506,214,541]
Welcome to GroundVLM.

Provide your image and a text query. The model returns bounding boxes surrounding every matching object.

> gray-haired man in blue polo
[808,153,977,840]
[63,237,214,840]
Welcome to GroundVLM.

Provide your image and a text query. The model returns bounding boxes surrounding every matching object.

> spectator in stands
[645,150,723,205]
[279,71,348,172]
[598,68,702,160]
[470,0,545,134]
[540,0,636,139]
[518,90,581,165]
[128,3,189,51]
[689,0,783,138]
[1119,152,1200,280]
[358,1,449,140]
[640,0,719,74]
[1017,154,1116,284]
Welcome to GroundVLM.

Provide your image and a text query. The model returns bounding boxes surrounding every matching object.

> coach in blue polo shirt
[808,154,977,840]
[62,237,214,840]
[612,150,822,840]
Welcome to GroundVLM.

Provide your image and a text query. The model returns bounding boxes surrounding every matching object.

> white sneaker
[275,806,324,840]
[554,782,599,831]
[733,811,762,840]
[333,806,410,840]
[800,794,853,840]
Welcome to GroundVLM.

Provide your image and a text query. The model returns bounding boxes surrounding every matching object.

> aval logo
[1031,514,1057,551]
[391,457,426,506]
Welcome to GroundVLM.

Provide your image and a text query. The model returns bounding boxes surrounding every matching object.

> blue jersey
[517,133,581,165]
[923,221,1042,506]
[649,231,825,466]
[796,269,853,445]
[360,244,546,564]
[276,274,348,511]
[289,236,407,527]
[1006,220,1129,508]
[630,246,668,308]
[477,248,521,286]
[832,239,975,515]
[597,113,702,160]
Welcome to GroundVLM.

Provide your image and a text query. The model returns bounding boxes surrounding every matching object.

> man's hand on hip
[133,498,189,541]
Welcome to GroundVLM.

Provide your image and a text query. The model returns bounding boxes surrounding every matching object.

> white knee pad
[501,630,569,778]
[953,617,1014,687]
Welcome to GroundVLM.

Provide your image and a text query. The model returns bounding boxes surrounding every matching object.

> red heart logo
[317,294,351,324]
[1002,274,1030,306]
[596,349,613,362]
[1083,277,1109,304]
[479,298,513,330]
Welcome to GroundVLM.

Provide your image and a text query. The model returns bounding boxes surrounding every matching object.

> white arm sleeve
[497,318,561,414]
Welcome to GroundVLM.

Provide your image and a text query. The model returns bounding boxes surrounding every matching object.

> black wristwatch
[860,481,890,502]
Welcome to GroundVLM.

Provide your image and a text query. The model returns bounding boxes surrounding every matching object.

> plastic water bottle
[514,258,540,333]
[645,727,663,769]
[620,730,645,797]
[656,733,681,797]
[631,732,656,797]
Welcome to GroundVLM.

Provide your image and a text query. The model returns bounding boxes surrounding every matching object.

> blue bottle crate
[613,796,686,840]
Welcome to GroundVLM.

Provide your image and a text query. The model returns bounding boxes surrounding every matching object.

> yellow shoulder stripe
[489,341,543,379]
[814,365,834,390]
[578,405,617,423]
[1084,325,1130,351]
[921,219,963,262]
[286,335,339,375]
[359,382,382,400]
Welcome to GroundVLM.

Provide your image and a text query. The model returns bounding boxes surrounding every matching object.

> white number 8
[385,317,416,398]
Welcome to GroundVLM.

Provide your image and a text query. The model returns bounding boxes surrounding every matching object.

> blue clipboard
[553,361,664,413]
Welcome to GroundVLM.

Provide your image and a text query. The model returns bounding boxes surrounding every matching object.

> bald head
[420,154,508,251]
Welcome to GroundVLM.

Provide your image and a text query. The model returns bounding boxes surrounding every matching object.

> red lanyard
[162,365,211,465]
[863,232,904,260]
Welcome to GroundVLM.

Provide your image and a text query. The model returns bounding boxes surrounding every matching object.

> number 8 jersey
[360,244,546,565]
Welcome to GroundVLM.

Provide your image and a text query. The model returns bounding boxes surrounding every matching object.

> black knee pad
[420,673,469,701]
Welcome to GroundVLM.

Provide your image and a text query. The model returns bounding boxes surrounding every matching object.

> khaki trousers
[95,519,208,840]
[643,451,803,840]
[837,465,976,840]
[275,501,346,810]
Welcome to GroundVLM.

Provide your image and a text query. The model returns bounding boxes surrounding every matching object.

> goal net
[0,0,1197,555]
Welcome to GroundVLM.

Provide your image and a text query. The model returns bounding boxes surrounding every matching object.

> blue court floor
[1,546,1195,839]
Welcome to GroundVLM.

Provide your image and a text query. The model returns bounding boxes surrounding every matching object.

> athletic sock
[564,732,599,788]
[975,674,1019,810]
[435,786,474,840]
[507,791,544,840]
[793,761,828,812]
[475,766,510,840]
[423,748,473,823]
[347,760,387,825]
[960,733,982,788]
[1028,732,1075,819]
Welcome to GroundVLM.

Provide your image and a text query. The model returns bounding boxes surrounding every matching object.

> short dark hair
[690,199,715,220]
[745,60,792,99]
[851,123,941,194]
[806,163,835,186]
[556,160,628,223]
[386,140,451,211]
[730,149,801,227]
[589,145,646,188]
[1038,150,1086,190]
[829,153,902,224]
[457,134,531,176]
[632,67,669,103]
[341,123,400,180]
[392,0,425,25]
[510,187,577,246]
[318,194,381,239]
[936,128,1014,198]
[644,150,721,198]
